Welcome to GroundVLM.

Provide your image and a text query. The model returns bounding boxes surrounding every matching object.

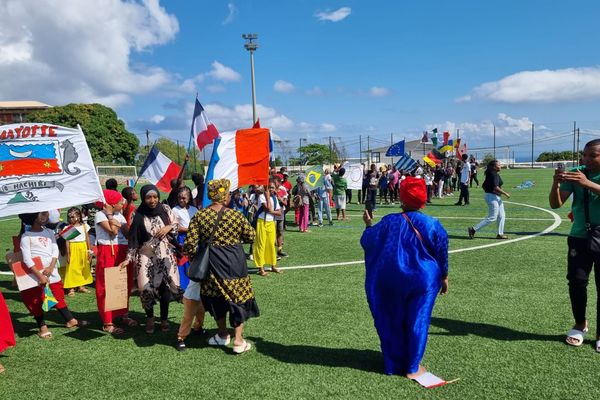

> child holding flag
[62,207,93,296]
[18,212,86,339]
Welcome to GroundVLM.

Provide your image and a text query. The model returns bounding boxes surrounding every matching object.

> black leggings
[567,236,600,336]
[145,282,172,321]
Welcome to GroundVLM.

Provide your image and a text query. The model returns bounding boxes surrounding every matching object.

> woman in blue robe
[361,176,449,382]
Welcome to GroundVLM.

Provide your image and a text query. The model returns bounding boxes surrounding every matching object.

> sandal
[120,317,139,327]
[271,267,283,274]
[145,318,155,334]
[77,287,90,294]
[566,327,589,347]
[208,333,230,346]
[257,269,269,277]
[37,330,53,340]
[160,321,170,332]
[233,340,252,354]
[67,289,76,297]
[103,324,125,335]
[66,319,89,329]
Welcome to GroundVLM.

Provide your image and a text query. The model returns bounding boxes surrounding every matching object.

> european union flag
[385,140,405,157]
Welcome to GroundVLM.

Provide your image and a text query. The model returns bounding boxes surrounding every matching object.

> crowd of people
[3,143,599,387]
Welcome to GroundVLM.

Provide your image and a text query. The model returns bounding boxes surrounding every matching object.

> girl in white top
[252,182,282,276]
[173,187,199,291]
[19,211,84,339]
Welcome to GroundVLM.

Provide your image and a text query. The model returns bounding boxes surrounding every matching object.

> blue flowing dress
[361,211,448,375]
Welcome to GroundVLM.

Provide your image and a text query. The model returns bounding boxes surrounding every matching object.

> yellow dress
[63,224,93,288]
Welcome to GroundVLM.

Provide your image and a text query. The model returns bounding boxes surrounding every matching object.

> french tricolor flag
[191,98,220,151]
[138,146,182,192]
[202,128,271,207]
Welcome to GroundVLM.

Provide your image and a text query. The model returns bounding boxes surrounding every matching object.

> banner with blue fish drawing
[0,123,103,217]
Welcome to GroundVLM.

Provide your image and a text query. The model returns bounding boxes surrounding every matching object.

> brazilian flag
[305,165,324,189]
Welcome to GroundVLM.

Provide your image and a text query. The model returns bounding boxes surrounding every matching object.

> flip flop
[566,327,589,347]
[412,372,448,389]
[103,324,124,336]
[208,333,230,346]
[233,340,252,354]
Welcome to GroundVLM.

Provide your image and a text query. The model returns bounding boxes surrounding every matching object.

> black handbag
[187,208,225,282]
[582,174,600,256]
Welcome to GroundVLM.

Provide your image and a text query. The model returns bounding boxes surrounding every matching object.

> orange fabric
[235,128,270,187]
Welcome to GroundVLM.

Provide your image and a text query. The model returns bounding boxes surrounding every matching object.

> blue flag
[394,153,417,172]
[385,140,405,157]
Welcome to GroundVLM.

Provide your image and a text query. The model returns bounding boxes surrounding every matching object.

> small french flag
[191,98,220,151]
[138,146,181,192]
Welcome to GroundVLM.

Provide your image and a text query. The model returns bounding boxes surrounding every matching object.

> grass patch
[0,168,598,399]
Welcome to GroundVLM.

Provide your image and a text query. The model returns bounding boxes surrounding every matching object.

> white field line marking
[279,201,562,271]
[1,202,562,276]
[346,214,562,221]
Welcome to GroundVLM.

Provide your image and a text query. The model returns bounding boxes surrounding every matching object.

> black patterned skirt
[201,243,260,327]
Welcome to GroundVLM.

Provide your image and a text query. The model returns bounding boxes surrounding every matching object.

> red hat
[399,177,427,209]
[103,189,123,206]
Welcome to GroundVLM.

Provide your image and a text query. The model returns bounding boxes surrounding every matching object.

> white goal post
[96,165,138,187]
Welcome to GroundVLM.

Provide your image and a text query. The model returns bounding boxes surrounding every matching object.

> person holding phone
[253,181,283,275]
[550,140,600,352]
[468,160,510,239]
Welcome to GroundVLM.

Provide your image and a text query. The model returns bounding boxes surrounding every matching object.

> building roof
[0,101,51,109]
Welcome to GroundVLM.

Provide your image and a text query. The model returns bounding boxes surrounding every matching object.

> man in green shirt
[332,167,348,221]
[549,139,600,352]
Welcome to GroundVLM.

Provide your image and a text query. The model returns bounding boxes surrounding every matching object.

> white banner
[342,162,364,190]
[0,123,103,217]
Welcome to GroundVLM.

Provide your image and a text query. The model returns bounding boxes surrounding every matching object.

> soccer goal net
[96,165,138,187]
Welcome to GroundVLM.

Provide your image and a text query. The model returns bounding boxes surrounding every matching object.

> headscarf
[128,184,171,249]
[207,179,231,203]
[103,189,123,206]
[399,177,427,210]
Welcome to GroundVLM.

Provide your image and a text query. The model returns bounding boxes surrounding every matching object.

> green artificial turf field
[0,168,598,399]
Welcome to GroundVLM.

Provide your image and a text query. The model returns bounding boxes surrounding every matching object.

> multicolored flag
[138,146,182,192]
[42,285,58,312]
[394,153,417,172]
[421,131,429,143]
[59,225,81,240]
[423,151,442,167]
[431,128,438,146]
[385,140,405,157]
[304,165,324,189]
[190,98,220,151]
[442,131,450,145]
[0,143,62,178]
[203,128,271,206]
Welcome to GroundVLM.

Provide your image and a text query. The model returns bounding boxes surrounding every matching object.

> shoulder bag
[187,208,225,282]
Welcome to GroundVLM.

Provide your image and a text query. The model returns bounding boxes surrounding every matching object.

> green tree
[26,103,139,164]
[481,153,496,167]
[298,143,338,165]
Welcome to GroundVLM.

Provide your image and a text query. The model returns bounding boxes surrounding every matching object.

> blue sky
[2,0,600,160]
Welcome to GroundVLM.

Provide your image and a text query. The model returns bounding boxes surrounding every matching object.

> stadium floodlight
[242,33,259,125]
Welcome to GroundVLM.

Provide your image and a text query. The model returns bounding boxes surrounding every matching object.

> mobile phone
[365,202,374,219]
[557,162,565,172]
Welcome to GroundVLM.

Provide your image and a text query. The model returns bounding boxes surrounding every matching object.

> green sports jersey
[560,166,600,238]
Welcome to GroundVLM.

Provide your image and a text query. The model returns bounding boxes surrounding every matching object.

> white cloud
[150,114,165,124]
[205,103,294,131]
[425,113,540,139]
[306,86,323,96]
[203,61,241,82]
[274,80,295,93]
[0,0,179,107]
[297,122,337,133]
[463,66,600,103]
[222,3,238,25]
[369,86,391,97]
[315,7,351,22]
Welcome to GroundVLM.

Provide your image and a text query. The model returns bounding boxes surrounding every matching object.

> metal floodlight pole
[242,33,259,125]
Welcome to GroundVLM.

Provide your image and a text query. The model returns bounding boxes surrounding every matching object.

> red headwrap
[399,177,427,210]
[103,189,123,206]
